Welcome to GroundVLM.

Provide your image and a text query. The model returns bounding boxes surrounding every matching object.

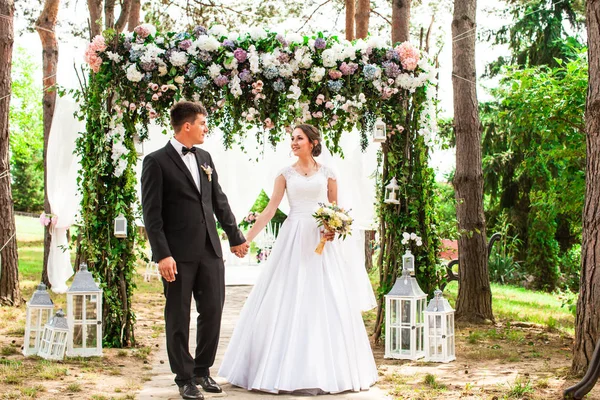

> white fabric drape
[47,95,82,293]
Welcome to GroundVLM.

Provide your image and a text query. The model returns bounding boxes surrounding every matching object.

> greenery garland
[74,23,439,346]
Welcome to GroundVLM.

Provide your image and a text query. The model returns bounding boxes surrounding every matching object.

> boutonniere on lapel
[200,163,213,182]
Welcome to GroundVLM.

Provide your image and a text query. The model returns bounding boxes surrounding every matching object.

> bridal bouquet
[313,203,353,255]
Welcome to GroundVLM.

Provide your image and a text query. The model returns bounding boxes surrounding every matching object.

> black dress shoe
[179,383,204,399]
[195,375,222,393]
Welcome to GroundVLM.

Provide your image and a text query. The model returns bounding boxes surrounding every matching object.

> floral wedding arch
[74,23,440,346]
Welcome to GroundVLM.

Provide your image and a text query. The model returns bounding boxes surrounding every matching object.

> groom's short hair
[170,101,208,132]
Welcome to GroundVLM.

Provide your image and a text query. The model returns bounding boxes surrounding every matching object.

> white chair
[144,249,161,282]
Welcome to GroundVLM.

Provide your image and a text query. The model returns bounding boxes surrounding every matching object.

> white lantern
[114,214,127,238]
[133,134,144,157]
[23,283,54,356]
[402,250,415,274]
[424,289,456,363]
[38,309,69,361]
[384,177,400,204]
[373,117,387,142]
[384,268,427,360]
[67,263,103,357]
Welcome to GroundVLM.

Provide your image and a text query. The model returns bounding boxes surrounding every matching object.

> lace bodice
[278,164,337,218]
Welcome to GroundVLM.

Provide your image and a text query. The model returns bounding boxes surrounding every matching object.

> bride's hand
[322,230,335,242]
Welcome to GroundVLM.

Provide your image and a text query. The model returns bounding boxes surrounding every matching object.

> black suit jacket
[141,142,245,262]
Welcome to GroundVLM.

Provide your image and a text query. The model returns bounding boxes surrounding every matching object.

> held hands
[231,241,250,258]
[158,256,177,282]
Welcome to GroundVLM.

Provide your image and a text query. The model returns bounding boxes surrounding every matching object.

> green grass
[444,281,575,334]
[15,215,44,242]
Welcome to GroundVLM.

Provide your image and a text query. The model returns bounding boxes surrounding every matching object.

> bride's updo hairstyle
[295,124,322,157]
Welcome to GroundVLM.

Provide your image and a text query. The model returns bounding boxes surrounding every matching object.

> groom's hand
[158,256,177,282]
[231,242,250,258]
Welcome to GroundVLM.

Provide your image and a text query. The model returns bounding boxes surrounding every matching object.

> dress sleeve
[321,165,337,180]
[278,166,293,181]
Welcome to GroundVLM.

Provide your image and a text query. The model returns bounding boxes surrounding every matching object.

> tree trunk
[104,0,115,30]
[572,0,600,376]
[355,0,369,39]
[88,0,103,38]
[391,0,411,44]
[364,229,375,272]
[114,0,132,33]
[345,0,355,41]
[127,0,141,31]
[36,0,60,289]
[0,0,21,307]
[452,0,493,323]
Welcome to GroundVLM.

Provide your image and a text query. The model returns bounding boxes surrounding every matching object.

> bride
[218,124,378,394]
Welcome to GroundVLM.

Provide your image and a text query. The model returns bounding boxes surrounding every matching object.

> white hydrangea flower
[410,233,417,240]
[278,64,294,78]
[321,49,337,67]
[249,27,268,41]
[367,35,388,49]
[310,66,326,82]
[287,81,301,100]
[126,64,143,82]
[229,75,242,98]
[106,51,122,63]
[169,51,188,67]
[248,45,260,73]
[208,63,222,79]
[140,43,165,64]
[285,32,304,44]
[228,31,240,41]
[208,24,227,38]
[194,36,220,52]
[299,56,313,69]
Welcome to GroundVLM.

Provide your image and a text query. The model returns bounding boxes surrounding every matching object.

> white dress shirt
[170,137,201,192]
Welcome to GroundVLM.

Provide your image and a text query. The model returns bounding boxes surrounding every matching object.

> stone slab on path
[137,286,387,400]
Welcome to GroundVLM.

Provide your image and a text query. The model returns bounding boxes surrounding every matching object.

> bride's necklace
[295,163,316,176]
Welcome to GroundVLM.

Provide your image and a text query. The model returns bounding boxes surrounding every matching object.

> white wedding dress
[218,164,378,394]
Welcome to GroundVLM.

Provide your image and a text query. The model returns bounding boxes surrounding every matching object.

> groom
[141,101,249,399]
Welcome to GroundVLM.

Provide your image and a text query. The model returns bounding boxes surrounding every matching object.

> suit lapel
[165,142,201,196]
[194,151,209,200]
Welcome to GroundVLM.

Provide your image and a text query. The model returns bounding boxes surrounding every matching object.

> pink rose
[149,110,158,119]
[264,118,275,130]
[328,69,343,80]
[152,93,159,101]
[150,83,159,91]
[312,111,323,119]
[161,85,169,92]
[325,101,334,110]
[316,94,325,105]
[129,103,137,111]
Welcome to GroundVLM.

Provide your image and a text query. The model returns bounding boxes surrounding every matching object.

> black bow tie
[182,146,196,156]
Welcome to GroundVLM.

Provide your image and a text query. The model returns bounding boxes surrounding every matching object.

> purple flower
[314,38,327,50]
[179,40,192,51]
[277,52,290,64]
[223,39,236,49]
[214,74,229,87]
[193,26,208,36]
[383,61,401,78]
[386,49,400,61]
[141,61,156,72]
[276,34,288,47]
[339,62,358,76]
[233,48,248,63]
[239,69,253,82]
[198,51,212,62]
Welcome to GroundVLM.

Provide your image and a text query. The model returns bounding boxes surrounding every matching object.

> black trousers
[162,242,225,387]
